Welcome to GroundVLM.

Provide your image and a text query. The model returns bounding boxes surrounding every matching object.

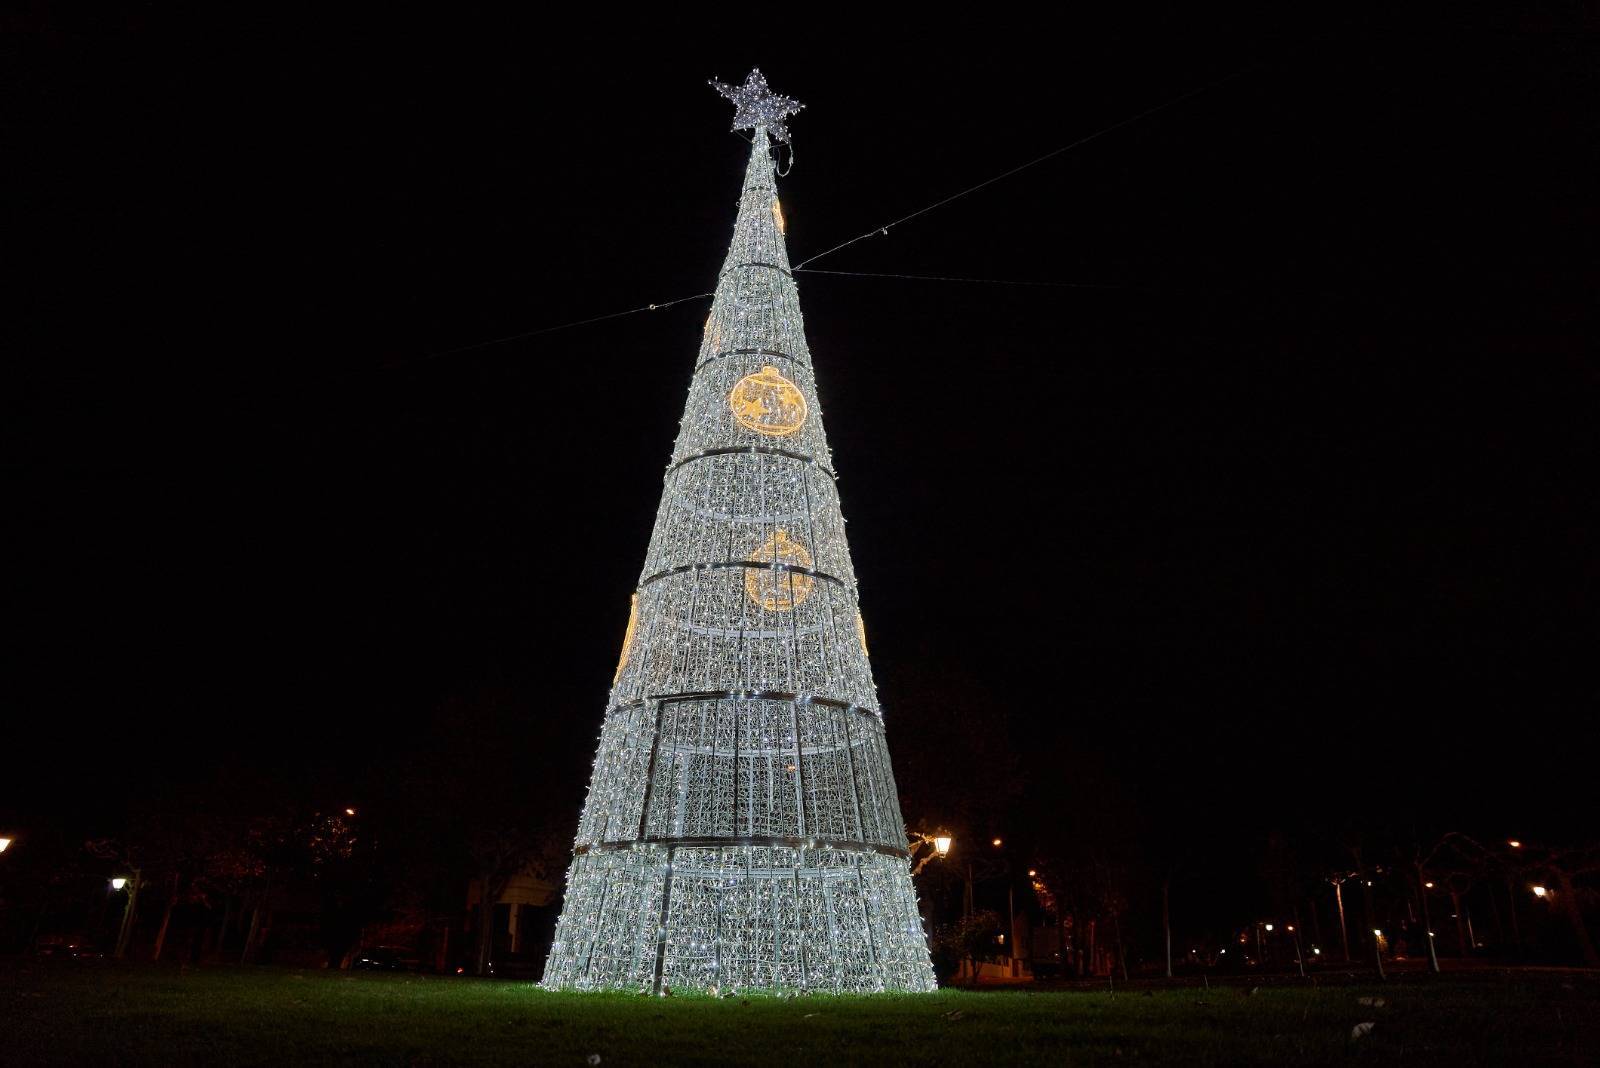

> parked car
[351,946,420,971]
[34,934,105,960]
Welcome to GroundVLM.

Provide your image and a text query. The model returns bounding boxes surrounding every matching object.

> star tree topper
[710,68,804,144]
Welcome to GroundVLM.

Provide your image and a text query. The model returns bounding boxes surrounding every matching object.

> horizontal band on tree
[666,442,836,480]
[694,345,808,373]
[719,260,794,279]
[572,834,910,861]
[638,558,848,591]
[604,689,883,721]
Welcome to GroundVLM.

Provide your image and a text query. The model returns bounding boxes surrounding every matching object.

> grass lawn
[3,961,1597,1065]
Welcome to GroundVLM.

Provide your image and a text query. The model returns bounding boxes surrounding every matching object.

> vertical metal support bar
[789,699,808,837]
[651,845,678,995]
[578,860,611,984]
[840,708,865,842]
[635,700,665,841]
[859,717,887,844]
[727,700,737,838]
[794,848,810,990]
[855,857,880,976]
[823,877,842,992]
[770,866,783,989]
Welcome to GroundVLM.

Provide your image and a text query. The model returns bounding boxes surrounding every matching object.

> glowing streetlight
[0,836,12,854]
[1373,929,1383,937]
[1027,869,1037,878]
[1532,885,1548,898]
[1264,923,1274,931]
[1508,840,1522,849]
[345,807,357,816]
[1424,881,1434,889]
[111,877,128,891]
[933,835,952,858]
[991,837,1003,848]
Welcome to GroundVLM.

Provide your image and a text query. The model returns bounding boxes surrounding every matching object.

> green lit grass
[3,962,1596,1065]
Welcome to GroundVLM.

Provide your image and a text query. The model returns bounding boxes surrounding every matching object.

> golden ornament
[771,198,786,235]
[855,611,868,656]
[613,593,640,684]
[729,365,807,437]
[744,529,815,612]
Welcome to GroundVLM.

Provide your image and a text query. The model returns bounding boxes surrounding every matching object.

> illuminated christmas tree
[541,71,936,994]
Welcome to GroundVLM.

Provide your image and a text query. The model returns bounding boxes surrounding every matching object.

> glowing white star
[709,68,804,144]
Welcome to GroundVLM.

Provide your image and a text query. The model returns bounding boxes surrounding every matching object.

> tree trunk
[1287,905,1306,978]
[1416,865,1440,974]
[114,874,142,960]
[1112,912,1129,982]
[1505,875,1523,956]
[1161,879,1173,978]
[1356,856,1385,981]
[151,872,180,962]
[241,903,262,964]
[215,897,233,962]
[1450,890,1469,957]
[241,878,270,965]
[475,874,497,977]
[1333,880,1351,962]
[1554,869,1599,966]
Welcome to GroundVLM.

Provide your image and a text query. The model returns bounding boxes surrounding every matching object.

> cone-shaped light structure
[541,77,935,995]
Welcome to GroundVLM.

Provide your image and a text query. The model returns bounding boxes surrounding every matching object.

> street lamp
[110,877,128,891]
[1532,885,1548,898]
[909,831,953,876]
[991,837,1003,848]
[0,836,12,854]
[1508,840,1522,849]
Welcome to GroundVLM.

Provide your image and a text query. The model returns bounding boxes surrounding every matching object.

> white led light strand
[542,73,935,996]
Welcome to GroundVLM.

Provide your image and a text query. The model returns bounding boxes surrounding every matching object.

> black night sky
[7,16,1597,939]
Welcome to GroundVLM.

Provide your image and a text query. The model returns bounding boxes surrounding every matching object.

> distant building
[466,866,559,976]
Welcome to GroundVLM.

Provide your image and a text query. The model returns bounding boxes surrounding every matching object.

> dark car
[351,946,419,971]
[34,934,105,960]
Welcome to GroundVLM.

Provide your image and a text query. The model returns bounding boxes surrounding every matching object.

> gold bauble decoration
[744,529,814,611]
[613,593,639,684]
[729,365,807,437]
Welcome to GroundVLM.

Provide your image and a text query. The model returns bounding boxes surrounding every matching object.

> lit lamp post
[0,836,13,854]
[909,831,953,876]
